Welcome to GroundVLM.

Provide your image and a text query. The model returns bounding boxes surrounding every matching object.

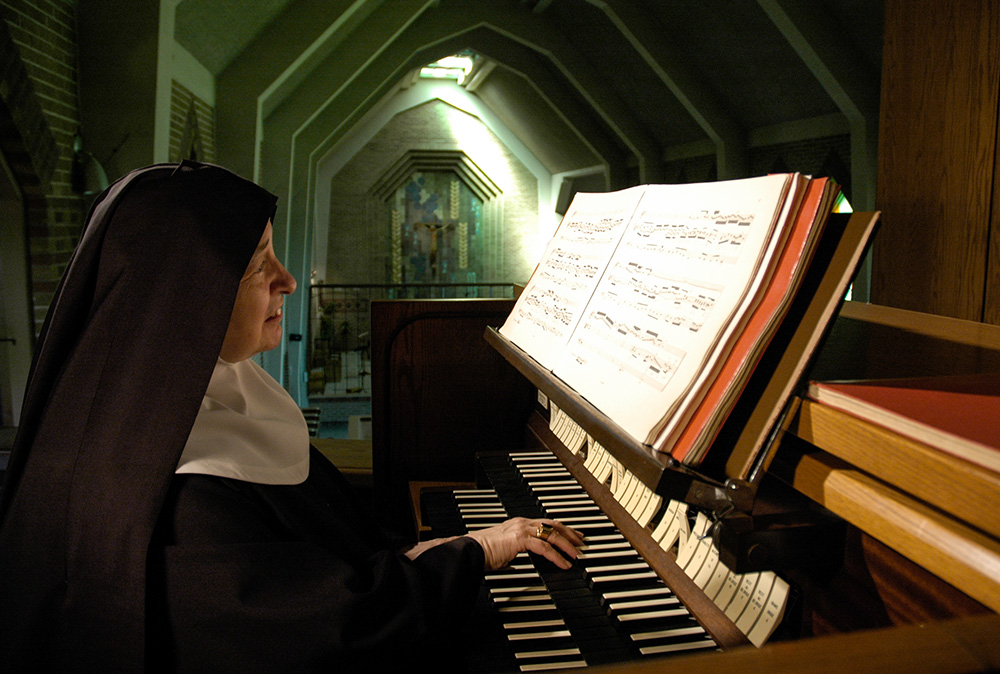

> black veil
[0,160,277,670]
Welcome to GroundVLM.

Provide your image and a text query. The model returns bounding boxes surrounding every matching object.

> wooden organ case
[371,293,1000,672]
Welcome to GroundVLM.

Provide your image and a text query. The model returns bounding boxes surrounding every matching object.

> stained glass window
[388,171,484,284]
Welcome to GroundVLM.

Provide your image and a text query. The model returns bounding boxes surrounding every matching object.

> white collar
[176,358,310,484]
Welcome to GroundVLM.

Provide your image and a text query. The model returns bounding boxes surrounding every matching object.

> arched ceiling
[174,0,883,190]
[172,0,883,397]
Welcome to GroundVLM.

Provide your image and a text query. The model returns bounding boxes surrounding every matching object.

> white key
[606,597,681,612]
[506,629,573,641]
[638,640,717,656]
[514,648,581,660]
[615,607,691,622]
[631,625,707,642]
[602,585,673,601]
[503,618,566,630]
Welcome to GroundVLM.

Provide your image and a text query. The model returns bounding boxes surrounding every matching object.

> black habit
[0,162,484,673]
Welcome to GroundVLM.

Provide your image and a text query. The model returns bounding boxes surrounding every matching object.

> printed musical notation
[561,214,629,243]
[627,209,755,265]
[537,248,602,291]
[499,188,644,369]
[507,245,605,336]
[538,178,790,442]
[498,173,847,456]
[564,263,724,393]
[519,288,574,333]
[603,262,722,333]
[570,310,687,392]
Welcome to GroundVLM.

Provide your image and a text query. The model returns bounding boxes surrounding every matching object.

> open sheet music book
[500,174,844,466]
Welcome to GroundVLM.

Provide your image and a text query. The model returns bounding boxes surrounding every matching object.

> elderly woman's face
[219,221,297,362]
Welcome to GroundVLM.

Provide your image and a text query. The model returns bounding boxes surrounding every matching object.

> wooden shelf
[775,401,1000,613]
[583,614,1000,674]
[791,399,1000,539]
[769,302,1000,612]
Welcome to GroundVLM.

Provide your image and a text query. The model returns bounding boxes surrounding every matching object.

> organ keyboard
[425,418,794,669]
[426,450,721,670]
[374,298,1000,674]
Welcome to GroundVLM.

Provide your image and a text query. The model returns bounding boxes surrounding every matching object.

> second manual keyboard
[423,450,719,671]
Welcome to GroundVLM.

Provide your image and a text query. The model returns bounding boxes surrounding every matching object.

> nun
[0,161,580,672]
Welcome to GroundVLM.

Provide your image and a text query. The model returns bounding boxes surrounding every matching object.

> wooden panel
[809,302,1000,382]
[873,0,1000,322]
[852,530,990,626]
[312,438,373,489]
[791,400,1000,539]
[780,524,989,636]
[370,299,534,537]
[987,95,1000,325]
[782,448,1000,613]
[776,303,1000,629]
[579,614,1000,674]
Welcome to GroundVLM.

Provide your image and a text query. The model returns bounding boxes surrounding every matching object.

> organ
[370,288,1000,672]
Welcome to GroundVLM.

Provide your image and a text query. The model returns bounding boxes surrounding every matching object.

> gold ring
[535,523,555,541]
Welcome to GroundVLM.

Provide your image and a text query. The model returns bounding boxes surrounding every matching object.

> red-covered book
[807,373,1000,474]
[665,177,834,463]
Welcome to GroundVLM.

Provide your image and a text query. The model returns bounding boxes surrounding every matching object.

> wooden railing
[307,283,514,397]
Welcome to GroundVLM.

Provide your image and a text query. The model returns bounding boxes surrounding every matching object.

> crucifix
[417,220,452,281]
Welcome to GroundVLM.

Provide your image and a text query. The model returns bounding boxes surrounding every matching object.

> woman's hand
[466,517,583,571]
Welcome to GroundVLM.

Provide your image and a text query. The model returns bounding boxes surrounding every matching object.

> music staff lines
[511,288,576,337]
[538,247,602,291]
[561,213,631,243]
[572,311,686,391]
[603,263,722,334]
[627,209,755,265]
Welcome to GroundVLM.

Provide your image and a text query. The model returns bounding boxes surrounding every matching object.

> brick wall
[0,1,220,333]
[0,0,84,333]
[326,99,540,286]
